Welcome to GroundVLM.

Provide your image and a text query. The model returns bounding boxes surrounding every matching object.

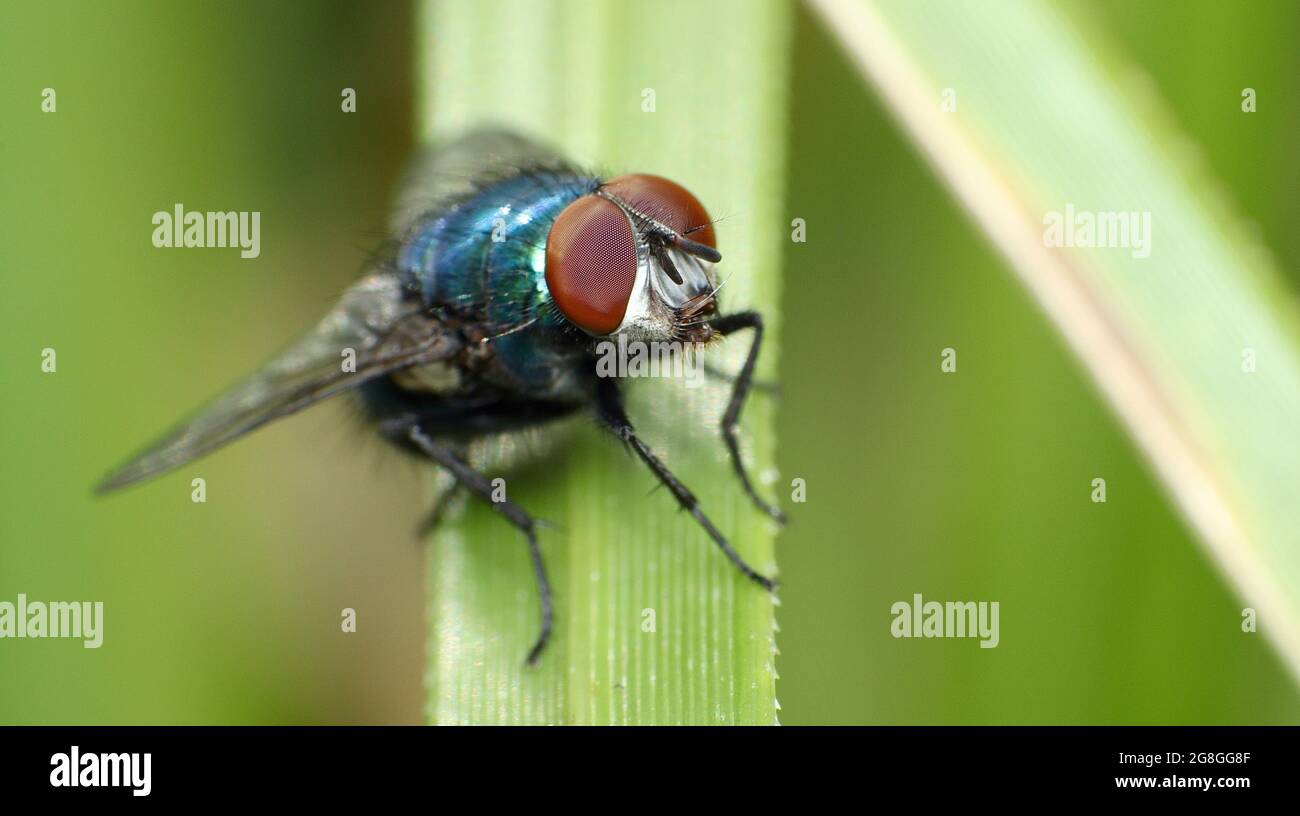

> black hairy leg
[706,311,786,524]
[594,375,777,591]
[399,422,553,666]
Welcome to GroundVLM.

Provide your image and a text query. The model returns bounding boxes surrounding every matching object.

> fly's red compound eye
[545,195,638,335]
[600,174,715,249]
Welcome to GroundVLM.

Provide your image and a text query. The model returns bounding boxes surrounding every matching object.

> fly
[98,130,783,664]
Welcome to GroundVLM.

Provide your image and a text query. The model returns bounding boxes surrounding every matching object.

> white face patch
[650,250,714,308]
[613,245,717,340]
[615,231,654,335]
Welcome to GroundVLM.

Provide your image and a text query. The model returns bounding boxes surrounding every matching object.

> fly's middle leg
[593,376,777,592]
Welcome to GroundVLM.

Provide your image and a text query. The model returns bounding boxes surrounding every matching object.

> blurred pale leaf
[809,0,1300,680]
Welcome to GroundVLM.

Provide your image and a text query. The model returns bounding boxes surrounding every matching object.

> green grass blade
[809,0,1300,680]
[419,0,792,724]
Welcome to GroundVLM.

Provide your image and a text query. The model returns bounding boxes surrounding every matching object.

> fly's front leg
[404,424,553,666]
[594,376,777,591]
[706,310,786,524]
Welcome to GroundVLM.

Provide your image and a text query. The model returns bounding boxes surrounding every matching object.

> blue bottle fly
[99,130,781,664]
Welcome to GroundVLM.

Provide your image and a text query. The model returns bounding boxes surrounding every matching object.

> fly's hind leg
[399,422,553,666]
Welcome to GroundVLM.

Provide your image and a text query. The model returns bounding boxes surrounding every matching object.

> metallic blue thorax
[396,170,601,394]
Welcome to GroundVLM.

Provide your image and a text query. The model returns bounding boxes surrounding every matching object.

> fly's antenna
[669,233,721,264]
[650,242,685,285]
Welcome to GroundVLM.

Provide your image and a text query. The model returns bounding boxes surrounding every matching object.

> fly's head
[545,174,721,345]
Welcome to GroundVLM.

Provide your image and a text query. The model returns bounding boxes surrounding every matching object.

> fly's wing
[389,128,576,236]
[97,272,462,492]
[101,130,563,492]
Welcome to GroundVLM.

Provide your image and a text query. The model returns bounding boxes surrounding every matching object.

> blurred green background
[1,0,1297,724]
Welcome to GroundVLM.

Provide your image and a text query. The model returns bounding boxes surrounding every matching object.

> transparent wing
[389,128,573,236]
[101,130,562,492]
[97,272,461,492]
